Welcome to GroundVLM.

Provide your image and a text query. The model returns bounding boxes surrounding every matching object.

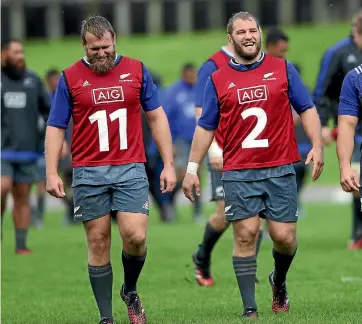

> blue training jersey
[163,80,196,142]
[338,65,362,144]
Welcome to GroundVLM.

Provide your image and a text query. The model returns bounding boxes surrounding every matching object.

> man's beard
[2,58,26,80]
[87,51,116,75]
[232,37,261,61]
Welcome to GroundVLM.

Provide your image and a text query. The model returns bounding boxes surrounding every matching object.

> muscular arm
[195,107,202,121]
[299,108,323,147]
[189,126,215,163]
[45,126,66,174]
[190,77,220,164]
[46,74,72,174]
[337,72,360,169]
[337,115,358,169]
[145,107,174,166]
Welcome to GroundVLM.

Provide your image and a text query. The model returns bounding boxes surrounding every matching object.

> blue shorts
[72,163,149,222]
[209,169,224,201]
[222,169,298,223]
[205,154,224,201]
[1,160,37,184]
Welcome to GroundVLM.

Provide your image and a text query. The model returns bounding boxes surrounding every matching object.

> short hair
[265,27,289,46]
[182,63,196,71]
[227,12,260,34]
[45,68,60,79]
[80,15,115,44]
[1,39,22,51]
[352,9,362,34]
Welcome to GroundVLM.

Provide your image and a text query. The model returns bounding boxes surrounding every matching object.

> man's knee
[232,217,260,249]
[87,230,111,256]
[123,229,147,249]
[12,184,31,202]
[269,222,297,250]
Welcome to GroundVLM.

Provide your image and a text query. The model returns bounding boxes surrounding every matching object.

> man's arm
[188,77,220,166]
[287,61,322,146]
[337,72,360,169]
[313,48,341,126]
[141,64,173,166]
[183,77,220,201]
[45,74,72,175]
[145,108,174,166]
[45,126,66,174]
[194,61,217,121]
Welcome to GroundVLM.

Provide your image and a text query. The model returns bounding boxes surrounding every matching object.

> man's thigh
[264,174,298,222]
[13,162,37,184]
[73,184,112,222]
[222,180,264,222]
[112,177,150,215]
[209,168,224,201]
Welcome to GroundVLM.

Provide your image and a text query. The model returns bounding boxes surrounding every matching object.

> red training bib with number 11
[63,57,146,167]
[211,55,301,171]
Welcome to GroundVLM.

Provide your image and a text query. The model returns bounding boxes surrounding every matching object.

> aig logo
[92,86,125,105]
[237,85,268,104]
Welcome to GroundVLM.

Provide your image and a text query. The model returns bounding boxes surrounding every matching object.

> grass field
[2,203,362,323]
[2,23,361,324]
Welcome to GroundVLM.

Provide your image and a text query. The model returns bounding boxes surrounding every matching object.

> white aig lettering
[3,92,27,108]
[92,86,125,104]
[237,85,268,104]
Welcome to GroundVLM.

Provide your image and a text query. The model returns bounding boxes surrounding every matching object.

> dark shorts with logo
[72,163,149,222]
[209,169,224,201]
[222,165,298,223]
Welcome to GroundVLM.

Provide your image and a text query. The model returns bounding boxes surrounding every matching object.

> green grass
[2,203,362,323]
[24,23,348,185]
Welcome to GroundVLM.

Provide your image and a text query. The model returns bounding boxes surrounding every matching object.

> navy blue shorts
[209,169,224,201]
[72,163,149,222]
[223,173,298,223]
[1,160,37,184]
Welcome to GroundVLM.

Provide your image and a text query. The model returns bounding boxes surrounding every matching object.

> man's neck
[233,51,263,65]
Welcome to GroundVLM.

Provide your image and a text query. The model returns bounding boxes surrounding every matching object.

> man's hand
[46,173,65,198]
[340,165,360,192]
[183,173,200,202]
[160,164,176,193]
[321,126,333,146]
[305,146,324,181]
